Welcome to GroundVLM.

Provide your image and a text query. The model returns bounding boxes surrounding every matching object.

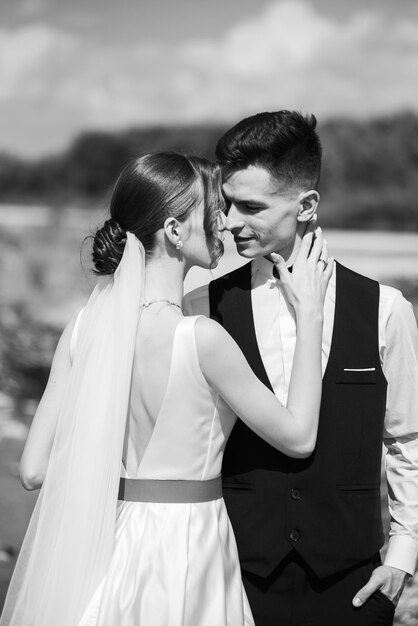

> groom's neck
[264,229,304,266]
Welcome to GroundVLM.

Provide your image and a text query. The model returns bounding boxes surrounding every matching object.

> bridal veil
[1,233,145,626]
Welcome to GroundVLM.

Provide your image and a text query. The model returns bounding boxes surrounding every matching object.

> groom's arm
[353,286,418,607]
[381,289,418,574]
[183,284,210,317]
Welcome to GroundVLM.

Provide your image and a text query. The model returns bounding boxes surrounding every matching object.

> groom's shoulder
[335,262,387,297]
[210,261,253,292]
[336,261,378,285]
[336,261,391,290]
[183,262,252,316]
[183,283,210,317]
[336,261,407,311]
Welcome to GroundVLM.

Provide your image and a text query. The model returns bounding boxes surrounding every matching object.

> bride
[0,152,332,626]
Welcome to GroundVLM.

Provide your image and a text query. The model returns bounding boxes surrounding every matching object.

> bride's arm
[195,227,333,459]
[19,313,77,490]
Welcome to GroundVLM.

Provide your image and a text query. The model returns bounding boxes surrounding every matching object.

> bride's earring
[175,240,183,250]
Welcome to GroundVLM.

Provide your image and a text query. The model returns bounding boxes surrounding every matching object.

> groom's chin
[235,247,259,259]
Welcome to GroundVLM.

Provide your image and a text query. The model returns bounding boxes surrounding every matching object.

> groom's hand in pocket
[352,565,410,608]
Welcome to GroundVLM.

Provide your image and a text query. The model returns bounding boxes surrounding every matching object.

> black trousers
[242,551,395,626]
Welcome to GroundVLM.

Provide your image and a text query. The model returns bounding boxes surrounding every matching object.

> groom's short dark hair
[215,110,322,191]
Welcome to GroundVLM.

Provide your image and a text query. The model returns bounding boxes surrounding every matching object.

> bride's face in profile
[182,198,225,272]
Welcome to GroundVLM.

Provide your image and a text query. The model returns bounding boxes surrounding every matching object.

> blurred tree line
[0,112,418,230]
[0,303,59,407]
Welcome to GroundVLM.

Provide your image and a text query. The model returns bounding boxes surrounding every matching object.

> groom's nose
[225,204,245,232]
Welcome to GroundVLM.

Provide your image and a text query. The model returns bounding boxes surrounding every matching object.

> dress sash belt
[118,476,223,503]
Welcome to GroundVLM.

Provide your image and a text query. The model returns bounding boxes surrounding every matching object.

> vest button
[289,529,301,542]
[290,488,301,500]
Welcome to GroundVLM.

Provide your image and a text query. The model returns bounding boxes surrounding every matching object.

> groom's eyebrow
[225,193,268,207]
[238,198,269,208]
[244,199,267,206]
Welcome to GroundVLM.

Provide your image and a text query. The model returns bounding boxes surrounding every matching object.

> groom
[184,111,418,625]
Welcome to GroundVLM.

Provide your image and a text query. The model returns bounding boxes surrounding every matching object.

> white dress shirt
[184,256,418,576]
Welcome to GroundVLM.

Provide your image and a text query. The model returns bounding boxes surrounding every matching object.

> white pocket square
[343,367,376,372]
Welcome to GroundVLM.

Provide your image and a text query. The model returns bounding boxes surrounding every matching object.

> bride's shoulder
[195,315,226,337]
[194,316,235,358]
[194,316,248,384]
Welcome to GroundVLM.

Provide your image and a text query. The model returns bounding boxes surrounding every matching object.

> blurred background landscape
[1,0,418,623]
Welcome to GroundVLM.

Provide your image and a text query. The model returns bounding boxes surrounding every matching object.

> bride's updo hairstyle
[92,152,224,275]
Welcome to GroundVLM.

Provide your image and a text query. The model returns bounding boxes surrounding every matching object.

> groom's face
[222,166,302,259]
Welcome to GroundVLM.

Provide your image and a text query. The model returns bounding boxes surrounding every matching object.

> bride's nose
[217,210,227,231]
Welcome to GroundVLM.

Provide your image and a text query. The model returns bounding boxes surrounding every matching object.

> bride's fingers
[308,227,323,264]
[301,214,317,236]
[271,253,291,281]
[298,221,316,259]
[322,257,334,283]
[316,238,328,268]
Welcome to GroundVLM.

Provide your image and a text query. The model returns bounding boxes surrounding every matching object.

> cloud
[19,0,50,15]
[1,0,418,154]
[0,24,76,99]
[173,1,418,120]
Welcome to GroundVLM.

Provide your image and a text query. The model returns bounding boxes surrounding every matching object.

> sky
[1,0,418,157]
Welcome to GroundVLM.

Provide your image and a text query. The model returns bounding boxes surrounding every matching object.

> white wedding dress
[0,236,253,626]
[77,316,254,626]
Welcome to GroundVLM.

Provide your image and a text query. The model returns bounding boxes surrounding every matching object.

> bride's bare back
[123,306,184,476]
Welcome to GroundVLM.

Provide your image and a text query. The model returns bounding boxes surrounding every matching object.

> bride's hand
[271,223,333,320]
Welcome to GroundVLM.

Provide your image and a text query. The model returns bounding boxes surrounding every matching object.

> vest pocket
[336,369,377,384]
[337,484,380,494]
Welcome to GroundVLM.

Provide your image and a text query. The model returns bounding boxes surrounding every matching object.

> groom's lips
[234,235,254,243]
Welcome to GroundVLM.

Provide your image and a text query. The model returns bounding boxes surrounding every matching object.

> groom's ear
[297,190,320,222]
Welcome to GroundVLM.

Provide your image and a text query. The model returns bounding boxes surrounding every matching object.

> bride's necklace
[141,297,183,312]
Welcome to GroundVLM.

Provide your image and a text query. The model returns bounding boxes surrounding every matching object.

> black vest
[209,262,388,579]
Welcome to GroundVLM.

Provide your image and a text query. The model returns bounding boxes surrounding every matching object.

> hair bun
[92,219,127,275]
